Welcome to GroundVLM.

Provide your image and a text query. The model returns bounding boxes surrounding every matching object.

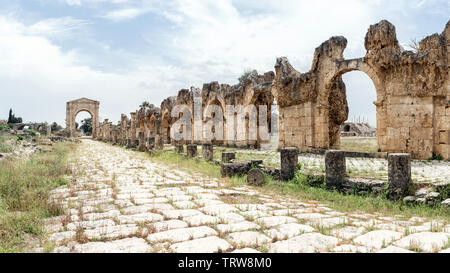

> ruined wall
[92,19,449,160]
[274,20,449,159]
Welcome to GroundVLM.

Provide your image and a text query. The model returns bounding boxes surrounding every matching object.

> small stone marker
[147,137,155,151]
[280,147,298,181]
[388,153,411,199]
[186,144,197,158]
[247,168,265,186]
[202,143,213,161]
[222,152,235,163]
[325,150,346,189]
[175,144,184,154]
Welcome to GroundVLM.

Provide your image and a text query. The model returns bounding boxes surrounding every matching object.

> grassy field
[0,132,16,153]
[339,137,379,152]
[0,140,76,252]
[147,149,449,221]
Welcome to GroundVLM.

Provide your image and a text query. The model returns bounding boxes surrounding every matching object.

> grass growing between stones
[261,174,450,221]
[0,142,76,252]
[147,149,449,221]
[147,150,221,178]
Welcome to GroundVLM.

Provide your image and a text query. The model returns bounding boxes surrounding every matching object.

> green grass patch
[0,142,76,252]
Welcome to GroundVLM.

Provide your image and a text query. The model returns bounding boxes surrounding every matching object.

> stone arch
[66,98,99,138]
[324,58,384,150]
[203,98,225,145]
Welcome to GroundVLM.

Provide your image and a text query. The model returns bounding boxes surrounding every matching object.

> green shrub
[26,130,37,137]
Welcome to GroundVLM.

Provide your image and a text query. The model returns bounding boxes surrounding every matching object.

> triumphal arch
[66,98,100,138]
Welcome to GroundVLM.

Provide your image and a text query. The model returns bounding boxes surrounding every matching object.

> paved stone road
[42,140,450,253]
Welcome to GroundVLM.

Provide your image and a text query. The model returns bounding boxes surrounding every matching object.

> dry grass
[339,137,378,152]
[0,141,76,252]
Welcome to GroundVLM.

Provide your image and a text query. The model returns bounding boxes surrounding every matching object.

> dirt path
[40,140,450,253]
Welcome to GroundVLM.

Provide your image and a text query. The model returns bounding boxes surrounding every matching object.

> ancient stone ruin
[340,122,376,137]
[66,98,100,138]
[89,20,448,160]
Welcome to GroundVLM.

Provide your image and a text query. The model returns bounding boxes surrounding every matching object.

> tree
[8,109,12,123]
[7,109,22,124]
[238,70,252,85]
[79,117,92,135]
[51,122,63,133]
[140,101,155,108]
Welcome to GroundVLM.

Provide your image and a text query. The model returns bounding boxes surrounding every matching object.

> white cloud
[101,8,148,21]
[0,15,190,125]
[27,17,90,39]
[1,0,447,128]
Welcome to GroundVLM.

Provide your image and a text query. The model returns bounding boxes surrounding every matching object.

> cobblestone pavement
[41,140,450,253]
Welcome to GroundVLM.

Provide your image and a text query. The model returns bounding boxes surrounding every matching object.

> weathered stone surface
[247,168,265,186]
[280,147,298,181]
[388,153,411,199]
[325,150,346,189]
[256,216,298,228]
[169,236,231,253]
[217,221,260,233]
[186,144,197,158]
[332,244,369,253]
[202,143,213,161]
[227,231,271,247]
[73,237,151,253]
[221,162,250,178]
[266,223,315,239]
[353,230,403,249]
[394,232,450,252]
[117,213,163,224]
[147,226,217,243]
[222,152,235,163]
[269,233,338,253]
[331,226,366,240]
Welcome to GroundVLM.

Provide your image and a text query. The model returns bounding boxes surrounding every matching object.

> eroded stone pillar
[202,143,213,161]
[280,147,298,181]
[138,132,145,151]
[325,150,346,189]
[388,153,411,199]
[155,135,163,150]
[187,144,197,158]
[175,144,184,154]
[222,152,235,163]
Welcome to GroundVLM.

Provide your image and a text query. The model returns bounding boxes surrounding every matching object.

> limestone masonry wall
[90,20,449,160]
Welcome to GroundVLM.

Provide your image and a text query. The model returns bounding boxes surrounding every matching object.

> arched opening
[249,92,274,150]
[74,110,93,137]
[329,70,378,152]
[204,99,225,145]
[162,112,170,144]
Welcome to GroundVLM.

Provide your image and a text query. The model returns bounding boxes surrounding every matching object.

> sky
[0,0,448,128]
